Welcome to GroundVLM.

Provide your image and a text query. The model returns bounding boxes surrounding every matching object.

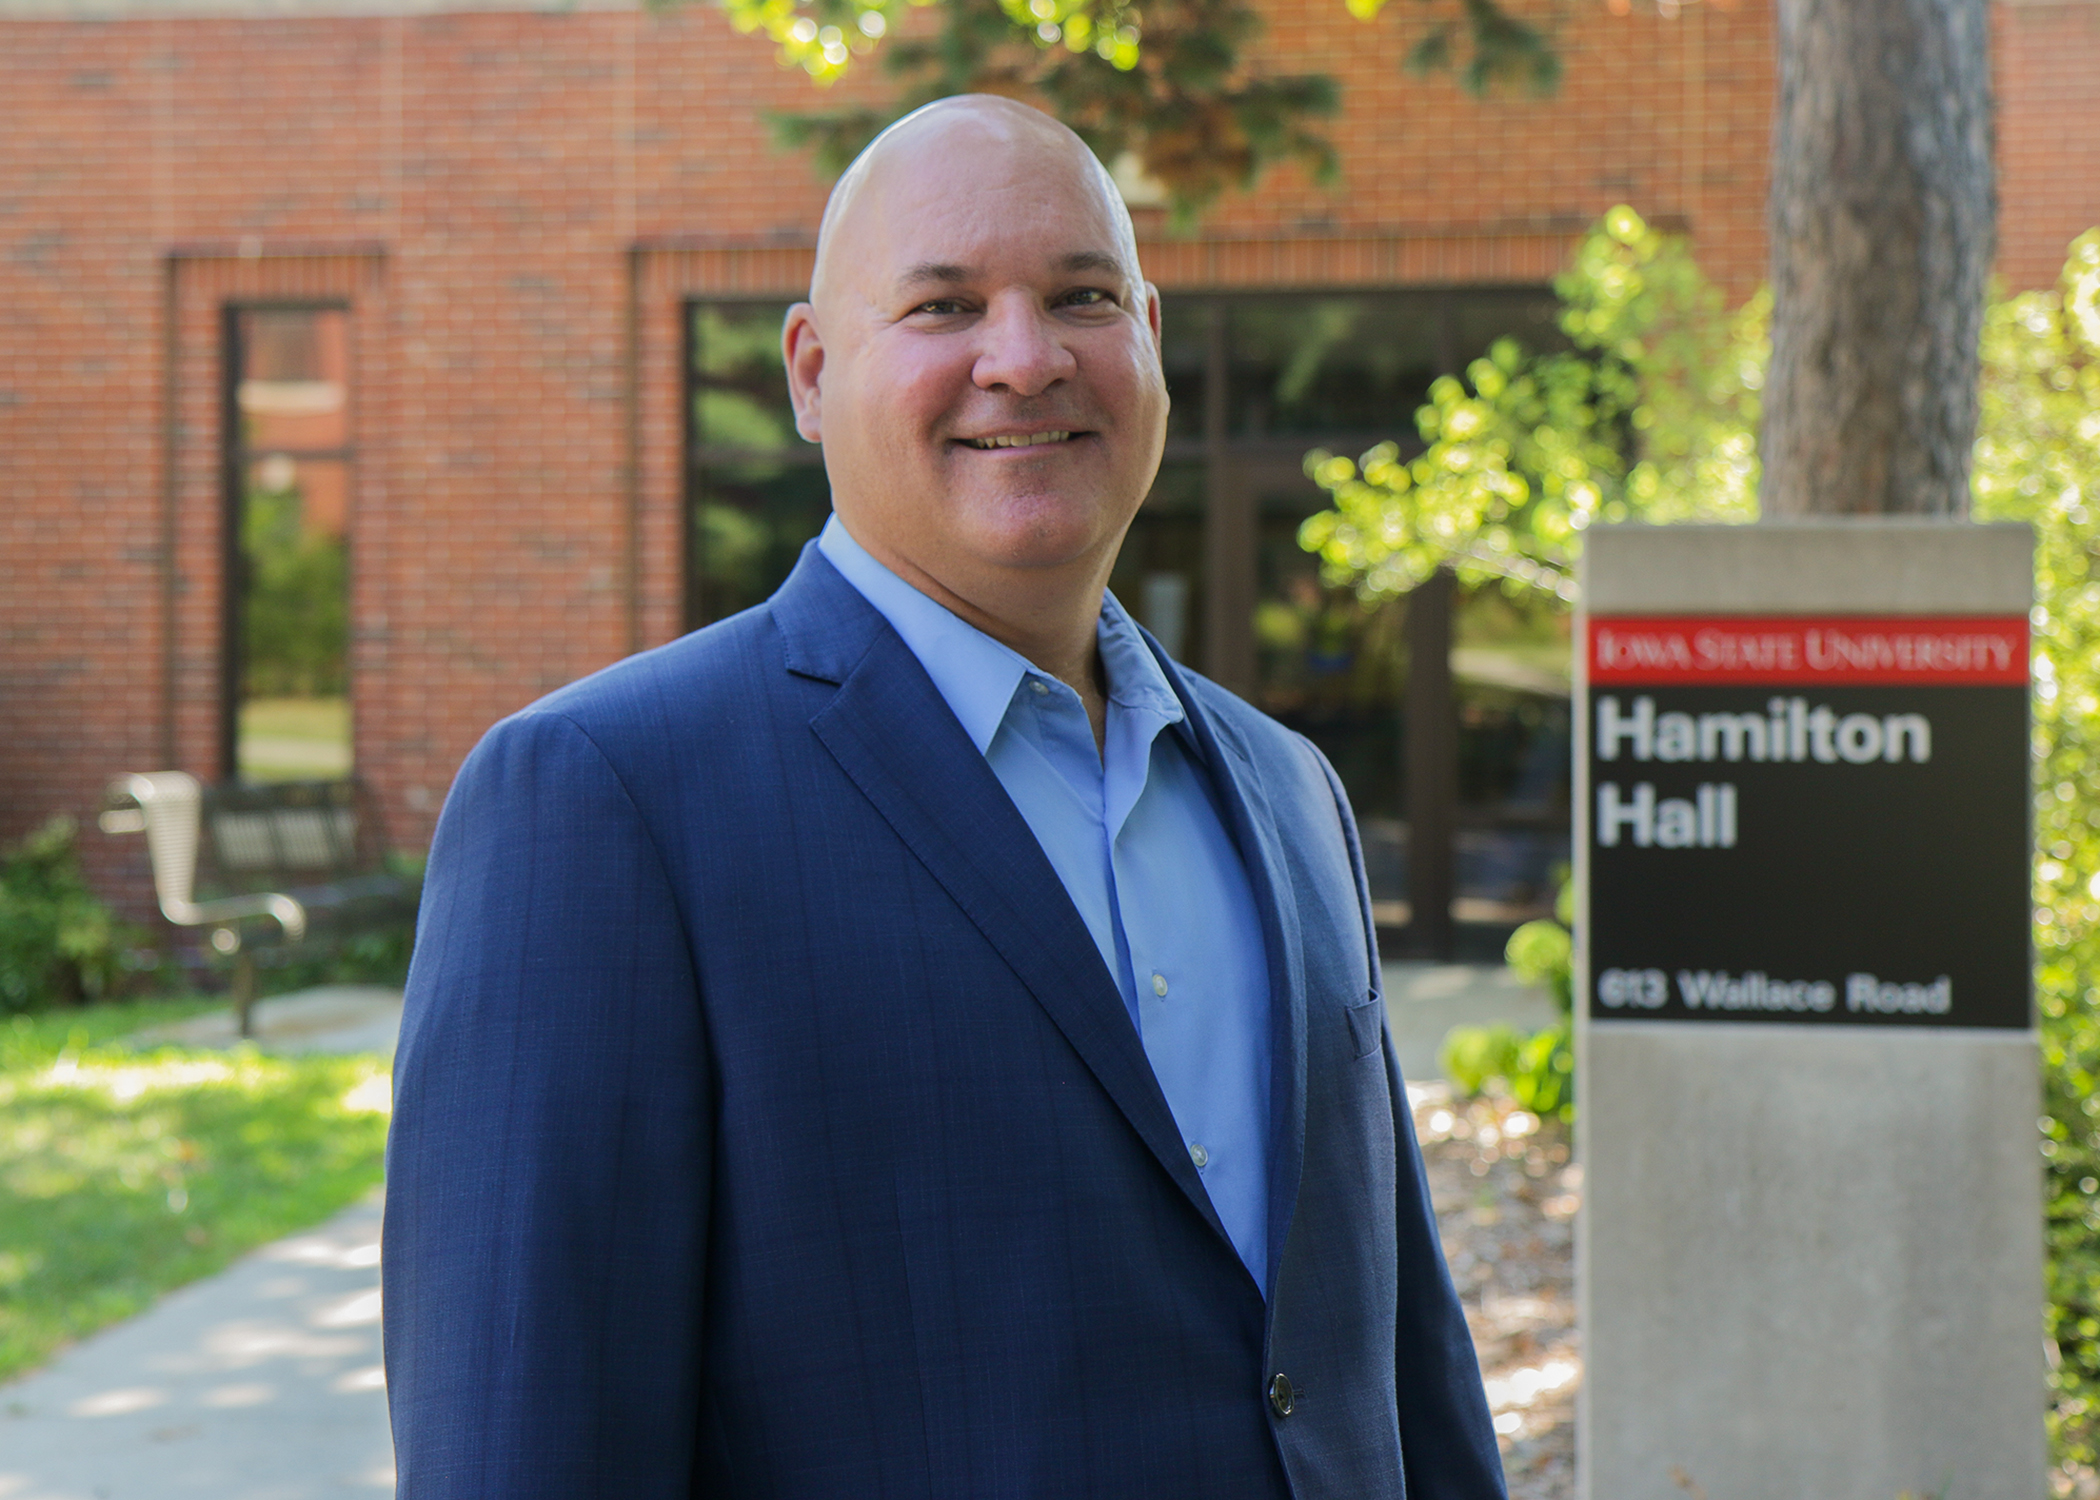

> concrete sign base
[1577,521,2046,1500]
[1583,1026,2043,1497]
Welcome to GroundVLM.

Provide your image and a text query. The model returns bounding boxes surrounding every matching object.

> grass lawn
[0,996,393,1383]
[238,694,352,781]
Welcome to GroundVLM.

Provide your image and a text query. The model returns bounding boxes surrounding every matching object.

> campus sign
[1576,524,2046,1500]
[1583,612,2031,1029]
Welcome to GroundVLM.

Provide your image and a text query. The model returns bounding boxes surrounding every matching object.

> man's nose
[971,295,1077,396]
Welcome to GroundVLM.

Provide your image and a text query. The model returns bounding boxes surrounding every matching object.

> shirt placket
[1103,707,1213,1175]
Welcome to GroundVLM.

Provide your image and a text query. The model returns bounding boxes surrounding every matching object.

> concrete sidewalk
[0,1193,392,1499]
[126,986,407,1061]
[0,968,1542,1496]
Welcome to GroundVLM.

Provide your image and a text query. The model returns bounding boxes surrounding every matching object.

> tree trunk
[1761,0,1995,517]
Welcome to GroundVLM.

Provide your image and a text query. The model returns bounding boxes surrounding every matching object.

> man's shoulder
[476,603,796,771]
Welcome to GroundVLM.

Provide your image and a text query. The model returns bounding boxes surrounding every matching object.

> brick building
[2,0,2096,936]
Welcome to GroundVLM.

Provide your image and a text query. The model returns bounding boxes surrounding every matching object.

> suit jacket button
[1268,1373,1295,1418]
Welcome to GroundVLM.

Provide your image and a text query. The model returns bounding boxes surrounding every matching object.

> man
[383,95,1504,1498]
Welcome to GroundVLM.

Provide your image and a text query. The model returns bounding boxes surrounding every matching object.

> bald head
[779,91,1169,680]
[810,95,1143,310]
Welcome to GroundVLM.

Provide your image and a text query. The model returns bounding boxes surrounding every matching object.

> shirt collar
[1095,590,1185,726]
[815,514,1185,753]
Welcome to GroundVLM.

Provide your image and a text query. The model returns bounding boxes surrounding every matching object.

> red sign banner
[1588,615,2029,686]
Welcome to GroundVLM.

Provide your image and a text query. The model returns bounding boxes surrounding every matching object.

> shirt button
[1189,1142,1209,1169]
[1151,972,1168,997]
[1030,679,1050,695]
[1268,1373,1295,1418]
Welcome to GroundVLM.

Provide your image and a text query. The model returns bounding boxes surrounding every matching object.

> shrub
[1972,228,2100,1474]
[1505,874,1575,1014]
[1439,1019,1572,1122]
[1442,877,1575,1121]
[0,817,149,1012]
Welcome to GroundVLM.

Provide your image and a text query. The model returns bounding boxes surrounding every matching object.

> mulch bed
[1418,1084,2099,1500]
[1415,1085,1578,1500]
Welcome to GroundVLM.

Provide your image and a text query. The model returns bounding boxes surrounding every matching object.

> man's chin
[944,495,1137,574]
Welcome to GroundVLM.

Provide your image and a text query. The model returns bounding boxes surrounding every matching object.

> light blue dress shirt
[817,517,1276,1291]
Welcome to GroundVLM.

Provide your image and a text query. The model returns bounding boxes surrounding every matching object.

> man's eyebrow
[1056,250,1126,277]
[893,250,1130,295]
[896,262,971,293]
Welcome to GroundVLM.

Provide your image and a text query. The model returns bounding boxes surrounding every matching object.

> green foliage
[712,0,1135,84]
[714,0,1555,97]
[1362,0,1559,97]
[1439,1020,1571,1122]
[762,0,1339,225]
[1505,920,1572,1016]
[0,819,151,1013]
[1444,875,1575,1120]
[1300,205,1763,602]
[700,0,1553,223]
[242,478,348,699]
[0,1002,391,1381]
[1970,228,2100,1472]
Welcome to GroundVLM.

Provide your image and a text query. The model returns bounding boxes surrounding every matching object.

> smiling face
[784,99,1168,616]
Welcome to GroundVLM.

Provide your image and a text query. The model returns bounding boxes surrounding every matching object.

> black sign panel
[1584,616,2031,1029]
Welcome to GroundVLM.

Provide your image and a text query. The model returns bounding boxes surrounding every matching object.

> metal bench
[99,772,421,1036]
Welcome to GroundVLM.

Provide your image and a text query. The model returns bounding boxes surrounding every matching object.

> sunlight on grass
[238,694,351,781]
[0,1000,391,1382]
[240,696,349,743]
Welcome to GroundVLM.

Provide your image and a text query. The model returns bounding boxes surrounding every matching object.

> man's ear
[783,302,824,443]
[1143,282,1163,351]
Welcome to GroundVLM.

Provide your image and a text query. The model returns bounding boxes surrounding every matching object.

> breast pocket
[1344,993,1384,1060]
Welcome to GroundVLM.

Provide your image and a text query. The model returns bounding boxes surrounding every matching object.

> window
[222,305,353,783]
[681,287,1573,927]
[684,302,830,631]
[1142,286,1569,803]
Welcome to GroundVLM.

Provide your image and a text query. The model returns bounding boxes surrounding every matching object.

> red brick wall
[1997,1,2100,291]
[1179,0,1777,299]
[0,0,2091,912]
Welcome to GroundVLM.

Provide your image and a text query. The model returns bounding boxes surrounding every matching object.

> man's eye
[913,298,968,316]
[1062,288,1114,307]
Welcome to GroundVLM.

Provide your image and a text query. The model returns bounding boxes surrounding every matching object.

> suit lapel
[772,548,1232,1249]
[1152,649,1311,1297]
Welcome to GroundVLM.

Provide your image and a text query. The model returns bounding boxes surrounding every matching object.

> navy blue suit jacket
[382,545,1505,1498]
